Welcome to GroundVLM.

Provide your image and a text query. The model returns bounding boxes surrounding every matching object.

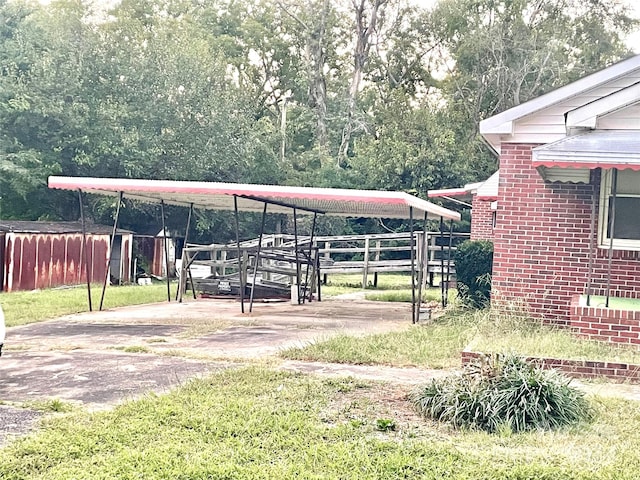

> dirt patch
[319,379,448,441]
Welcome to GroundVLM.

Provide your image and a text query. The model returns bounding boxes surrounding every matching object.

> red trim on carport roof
[47,176,408,205]
[532,160,640,171]
[476,195,498,201]
[427,187,468,197]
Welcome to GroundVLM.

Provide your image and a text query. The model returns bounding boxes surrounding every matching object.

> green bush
[455,240,493,308]
[410,353,592,433]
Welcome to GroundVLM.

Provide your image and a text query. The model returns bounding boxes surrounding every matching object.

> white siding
[598,103,640,129]
[504,74,640,145]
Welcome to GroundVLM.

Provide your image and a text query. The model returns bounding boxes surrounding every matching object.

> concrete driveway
[0,298,413,418]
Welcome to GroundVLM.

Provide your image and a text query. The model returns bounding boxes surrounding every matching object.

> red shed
[0,221,133,292]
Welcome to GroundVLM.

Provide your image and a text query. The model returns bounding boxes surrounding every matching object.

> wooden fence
[177,231,469,301]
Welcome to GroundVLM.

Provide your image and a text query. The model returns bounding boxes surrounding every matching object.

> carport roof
[48,176,460,221]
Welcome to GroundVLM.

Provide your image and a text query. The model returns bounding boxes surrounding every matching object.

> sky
[35,0,640,52]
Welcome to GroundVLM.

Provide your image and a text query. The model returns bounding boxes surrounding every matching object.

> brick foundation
[569,294,640,345]
[462,350,640,382]
[493,143,640,324]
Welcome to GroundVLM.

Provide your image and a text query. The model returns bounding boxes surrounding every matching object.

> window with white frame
[599,168,640,249]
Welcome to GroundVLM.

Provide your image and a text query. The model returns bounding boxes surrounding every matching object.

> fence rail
[177,231,469,301]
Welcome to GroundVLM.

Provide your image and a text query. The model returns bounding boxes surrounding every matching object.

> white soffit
[535,166,591,183]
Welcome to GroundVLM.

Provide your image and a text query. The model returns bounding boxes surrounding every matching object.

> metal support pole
[177,202,194,302]
[586,172,598,307]
[316,247,322,302]
[440,216,445,308]
[78,189,92,312]
[410,207,417,324]
[445,219,454,307]
[99,191,123,311]
[606,168,618,307]
[293,208,301,304]
[416,211,428,320]
[249,203,268,312]
[302,212,317,303]
[160,200,171,303]
[233,195,245,313]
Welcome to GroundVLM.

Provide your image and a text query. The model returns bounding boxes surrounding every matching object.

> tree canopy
[0,0,635,239]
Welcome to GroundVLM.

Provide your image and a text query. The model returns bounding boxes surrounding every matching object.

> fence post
[374,240,381,287]
[362,236,370,288]
[323,241,331,284]
[220,250,227,276]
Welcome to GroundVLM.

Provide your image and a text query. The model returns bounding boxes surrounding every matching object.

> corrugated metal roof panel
[47,177,461,221]
[532,130,640,170]
[0,220,133,235]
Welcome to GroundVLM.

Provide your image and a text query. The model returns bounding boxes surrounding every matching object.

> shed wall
[493,143,640,324]
[2,233,112,292]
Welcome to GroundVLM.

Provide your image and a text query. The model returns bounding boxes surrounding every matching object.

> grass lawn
[281,308,640,368]
[0,283,170,327]
[281,312,474,368]
[582,295,640,311]
[1,367,640,479]
[322,273,455,304]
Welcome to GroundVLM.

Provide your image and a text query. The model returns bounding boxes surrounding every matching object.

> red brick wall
[493,143,640,324]
[470,196,494,240]
[462,350,640,383]
[569,295,640,346]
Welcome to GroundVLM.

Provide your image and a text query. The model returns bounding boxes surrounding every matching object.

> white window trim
[598,169,640,251]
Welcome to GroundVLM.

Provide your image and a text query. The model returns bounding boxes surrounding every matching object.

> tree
[431,0,636,126]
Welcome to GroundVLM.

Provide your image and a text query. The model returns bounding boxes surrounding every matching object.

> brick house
[477,54,640,342]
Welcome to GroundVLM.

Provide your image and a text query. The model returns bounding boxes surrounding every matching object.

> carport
[48,176,460,323]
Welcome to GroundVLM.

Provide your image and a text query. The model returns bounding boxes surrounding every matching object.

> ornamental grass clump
[410,353,593,433]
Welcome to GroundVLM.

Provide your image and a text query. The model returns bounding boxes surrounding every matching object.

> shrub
[455,240,493,308]
[410,353,592,433]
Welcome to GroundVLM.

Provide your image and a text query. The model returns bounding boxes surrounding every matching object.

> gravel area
[0,405,43,447]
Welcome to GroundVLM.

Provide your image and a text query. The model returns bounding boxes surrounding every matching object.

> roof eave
[480,54,640,145]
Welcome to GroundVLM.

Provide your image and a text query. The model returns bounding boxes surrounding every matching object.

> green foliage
[375,418,396,432]
[0,0,634,241]
[411,353,593,433]
[25,399,74,413]
[455,240,493,308]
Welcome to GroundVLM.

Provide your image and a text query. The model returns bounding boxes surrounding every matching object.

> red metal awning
[48,176,460,221]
